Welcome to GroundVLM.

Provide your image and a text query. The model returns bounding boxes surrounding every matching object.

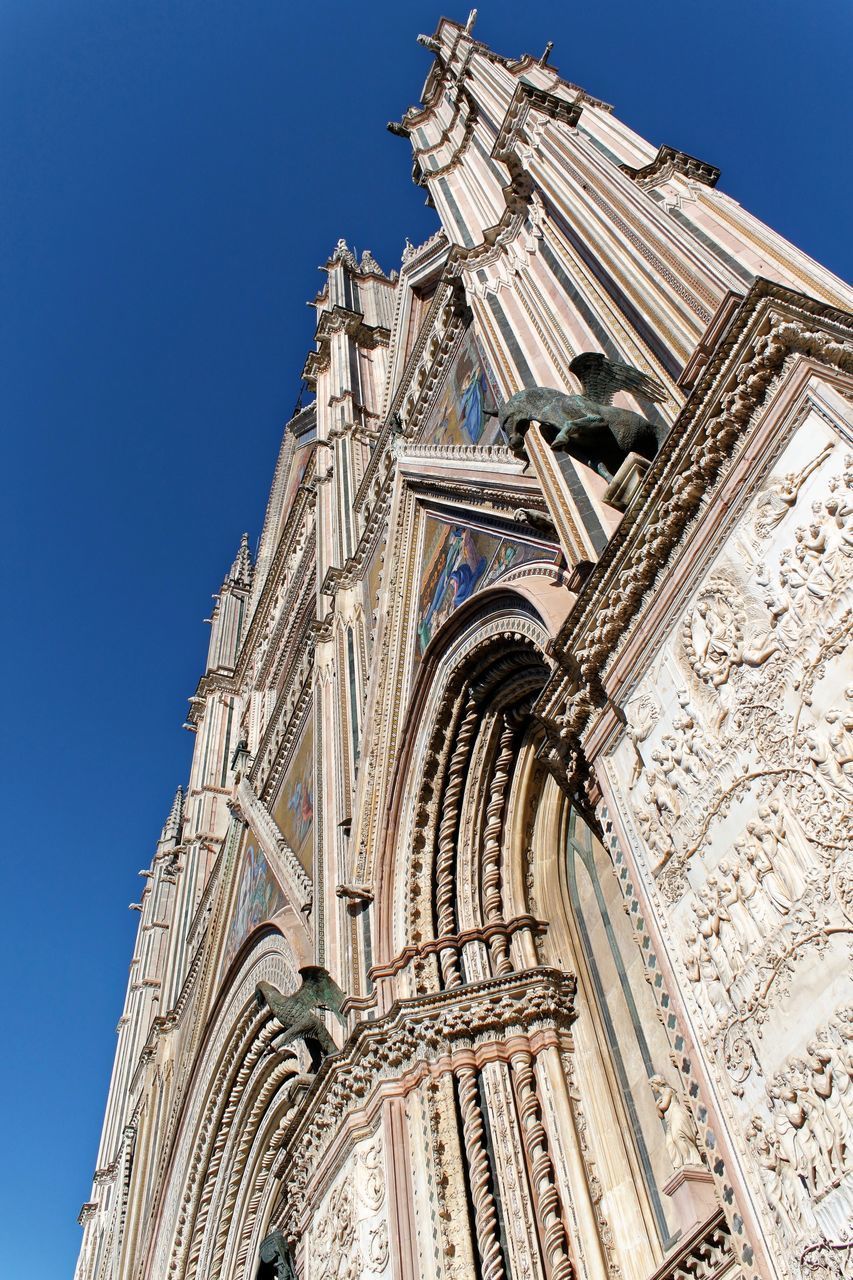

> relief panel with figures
[601,402,853,1262]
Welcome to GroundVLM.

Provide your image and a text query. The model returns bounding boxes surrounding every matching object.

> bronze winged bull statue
[499,351,668,483]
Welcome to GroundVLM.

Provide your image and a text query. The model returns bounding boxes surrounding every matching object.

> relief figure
[650,1075,702,1169]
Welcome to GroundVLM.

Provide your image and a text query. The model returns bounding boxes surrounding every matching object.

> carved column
[436,698,479,986]
[456,1065,506,1280]
[511,1049,574,1280]
[482,720,516,976]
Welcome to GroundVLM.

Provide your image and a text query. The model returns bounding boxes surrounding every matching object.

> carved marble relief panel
[303,1130,390,1280]
[600,404,853,1262]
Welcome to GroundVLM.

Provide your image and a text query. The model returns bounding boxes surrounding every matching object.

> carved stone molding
[492,81,583,167]
[648,1209,736,1280]
[235,777,312,914]
[275,967,577,1240]
[620,145,721,191]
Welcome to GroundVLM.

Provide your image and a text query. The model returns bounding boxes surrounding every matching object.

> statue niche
[500,352,667,483]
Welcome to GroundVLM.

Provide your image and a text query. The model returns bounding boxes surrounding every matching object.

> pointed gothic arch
[371,584,688,1276]
[145,929,304,1280]
[373,587,554,998]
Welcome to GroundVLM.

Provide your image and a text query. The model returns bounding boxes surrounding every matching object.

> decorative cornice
[302,307,391,386]
[413,89,479,184]
[369,915,548,983]
[620,144,720,190]
[276,967,577,1238]
[493,82,583,166]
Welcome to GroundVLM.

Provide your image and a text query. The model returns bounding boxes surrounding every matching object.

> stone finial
[228,532,253,588]
[160,785,184,844]
[359,248,385,276]
[329,238,357,269]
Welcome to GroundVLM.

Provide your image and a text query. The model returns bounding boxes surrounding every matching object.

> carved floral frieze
[304,1132,390,1280]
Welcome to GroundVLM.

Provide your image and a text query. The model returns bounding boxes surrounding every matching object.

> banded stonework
[76,15,853,1280]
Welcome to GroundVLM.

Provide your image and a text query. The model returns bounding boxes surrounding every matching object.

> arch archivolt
[148,929,301,1280]
[374,596,553,1003]
[366,585,684,1280]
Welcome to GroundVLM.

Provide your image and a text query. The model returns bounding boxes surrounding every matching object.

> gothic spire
[160,786,184,844]
[227,532,253,589]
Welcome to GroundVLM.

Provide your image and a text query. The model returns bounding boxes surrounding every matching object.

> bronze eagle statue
[499,352,668,482]
[256,966,346,1068]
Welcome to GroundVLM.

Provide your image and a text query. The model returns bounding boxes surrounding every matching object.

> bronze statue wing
[569,352,666,406]
[256,967,346,1029]
[294,966,346,1019]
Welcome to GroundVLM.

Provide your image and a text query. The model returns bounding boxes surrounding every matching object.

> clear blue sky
[0,1,849,1273]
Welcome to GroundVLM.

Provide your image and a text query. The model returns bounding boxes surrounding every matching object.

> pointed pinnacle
[160,786,184,843]
[228,532,253,588]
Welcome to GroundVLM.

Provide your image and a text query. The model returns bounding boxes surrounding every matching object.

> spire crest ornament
[359,248,384,276]
[329,237,357,269]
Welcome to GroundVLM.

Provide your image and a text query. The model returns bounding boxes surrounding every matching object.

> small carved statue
[499,352,667,482]
[650,1074,702,1169]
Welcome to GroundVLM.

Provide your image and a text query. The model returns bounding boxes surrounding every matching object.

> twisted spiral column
[481,720,515,976]
[511,1049,574,1280]
[435,698,479,987]
[456,1066,506,1280]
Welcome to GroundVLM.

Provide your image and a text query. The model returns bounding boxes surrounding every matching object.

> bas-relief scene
[222,832,286,975]
[416,516,552,655]
[273,721,315,872]
[422,328,502,448]
[602,412,853,1249]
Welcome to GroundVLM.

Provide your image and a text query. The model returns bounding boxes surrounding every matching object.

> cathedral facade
[75,16,853,1280]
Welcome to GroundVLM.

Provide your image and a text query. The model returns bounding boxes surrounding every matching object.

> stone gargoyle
[256,965,346,1071]
[499,352,667,482]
